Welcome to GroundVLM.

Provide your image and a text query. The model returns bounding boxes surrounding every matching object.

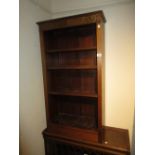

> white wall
[104,2,134,143]
[51,0,133,13]
[31,0,52,13]
[51,0,135,146]
[19,0,51,155]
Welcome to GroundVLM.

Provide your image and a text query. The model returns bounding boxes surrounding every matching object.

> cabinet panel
[46,140,108,155]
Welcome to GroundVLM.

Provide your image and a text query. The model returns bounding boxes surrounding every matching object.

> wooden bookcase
[37,11,130,155]
[38,11,105,143]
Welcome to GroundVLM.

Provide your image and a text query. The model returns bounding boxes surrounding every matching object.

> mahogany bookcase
[37,11,130,155]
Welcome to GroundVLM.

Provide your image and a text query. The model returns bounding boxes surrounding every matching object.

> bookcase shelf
[48,91,98,98]
[47,65,97,70]
[46,47,97,53]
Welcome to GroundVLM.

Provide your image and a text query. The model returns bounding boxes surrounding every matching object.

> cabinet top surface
[43,126,130,153]
[37,10,106,30]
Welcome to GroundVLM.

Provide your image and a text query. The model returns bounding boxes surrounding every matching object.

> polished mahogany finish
[37,10,130,155]
[43,126,130,155]
[37,11,106,142]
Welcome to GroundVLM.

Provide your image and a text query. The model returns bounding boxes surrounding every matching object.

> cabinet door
[44,138,122,155]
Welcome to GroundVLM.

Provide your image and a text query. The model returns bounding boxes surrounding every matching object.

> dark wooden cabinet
[37,10,130,155]
[43,126,130,155]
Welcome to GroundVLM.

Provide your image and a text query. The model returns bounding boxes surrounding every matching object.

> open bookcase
[37,11,106,143]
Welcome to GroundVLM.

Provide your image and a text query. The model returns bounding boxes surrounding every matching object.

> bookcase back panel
[44,24,96,50]
[46,51,97,67]
[48,95,98,129]
[47,70,97,95]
